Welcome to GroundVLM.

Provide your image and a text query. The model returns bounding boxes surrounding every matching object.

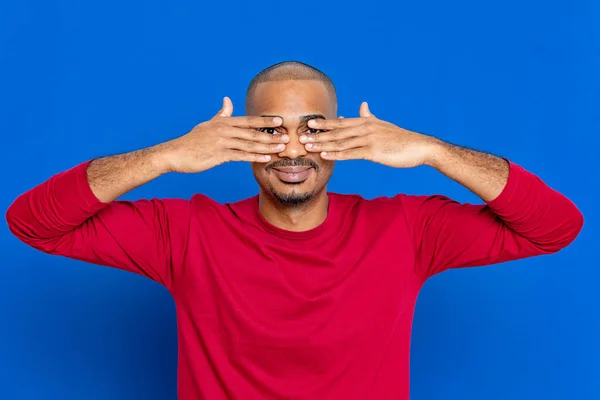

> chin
[269,184,316,206]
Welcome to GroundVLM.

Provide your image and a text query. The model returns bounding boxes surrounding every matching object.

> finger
[300,123,370,143]
[320,147,370,161]
[226,115,283,129]
[227,150,272,163]
[359,101,375,118]
[304,136,368,153]
[215,96,234,118]
[307,117,364,130]
[338,116,344,119]
[226,126,289,144]
[225,137,286,154]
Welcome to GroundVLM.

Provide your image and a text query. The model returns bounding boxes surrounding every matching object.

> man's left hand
[301,102,440,168]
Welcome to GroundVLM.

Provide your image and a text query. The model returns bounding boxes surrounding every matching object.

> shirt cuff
[53,160,108,217]
[486,159,528,213]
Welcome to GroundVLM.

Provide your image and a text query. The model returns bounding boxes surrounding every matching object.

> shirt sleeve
[400,161,584,280]
[5,161,191,290]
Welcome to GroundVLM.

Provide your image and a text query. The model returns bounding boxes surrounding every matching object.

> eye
[307,128,325,134]
[259,128,279,135]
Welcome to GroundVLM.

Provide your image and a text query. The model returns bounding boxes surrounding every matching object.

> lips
[272,166,313,183]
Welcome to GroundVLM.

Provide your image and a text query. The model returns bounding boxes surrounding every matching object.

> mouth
[272,166,314,183]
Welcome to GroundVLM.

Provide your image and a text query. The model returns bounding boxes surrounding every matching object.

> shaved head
[245,61,337,114]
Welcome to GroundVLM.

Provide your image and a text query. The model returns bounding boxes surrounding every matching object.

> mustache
[266,158,320,172]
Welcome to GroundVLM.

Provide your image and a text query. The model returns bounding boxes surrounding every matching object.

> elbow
[5,198,57,252]
[539,206,584,253]
[564,207,585,247]
[5,200,25,241]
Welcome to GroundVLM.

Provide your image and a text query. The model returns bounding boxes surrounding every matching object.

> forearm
[425,140,510,202]
[88,143,171,203]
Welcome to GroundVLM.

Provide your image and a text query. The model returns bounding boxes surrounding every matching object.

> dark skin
[246,80,338,231]
[86,79,509,234]
[245,79,509,231]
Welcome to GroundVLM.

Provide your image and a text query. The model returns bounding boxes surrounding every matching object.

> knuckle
[214,136,225,149]
[214,122,225,135]
[247,116,261,128]
[245,116,253,126]
[228,150,239,160]
[219,150,230,164]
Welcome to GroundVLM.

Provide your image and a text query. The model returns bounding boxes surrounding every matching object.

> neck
[258,189,329,232]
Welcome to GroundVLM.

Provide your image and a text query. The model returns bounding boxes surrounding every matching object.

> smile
[272,167,313,183]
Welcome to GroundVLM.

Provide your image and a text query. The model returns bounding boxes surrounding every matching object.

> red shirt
[6,160,583,399]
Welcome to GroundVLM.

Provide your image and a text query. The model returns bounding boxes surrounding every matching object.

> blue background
[1,0,598,399]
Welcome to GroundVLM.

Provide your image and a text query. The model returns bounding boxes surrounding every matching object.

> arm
[425,141,510,202]
[87,145,169,203]
[302,104,584,279]
[5,97,288,288]
[403,142,584,279]
[5,151,191,289]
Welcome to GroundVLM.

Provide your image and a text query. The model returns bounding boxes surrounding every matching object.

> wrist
[422,137,447,169]
[148,142,178,175]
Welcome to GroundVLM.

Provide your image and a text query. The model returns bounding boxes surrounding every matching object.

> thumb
[216,96,234,117]
[359,101,374,118]
[338,116,344,119]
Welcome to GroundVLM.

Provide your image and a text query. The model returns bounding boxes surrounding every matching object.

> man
[6,61,583,399]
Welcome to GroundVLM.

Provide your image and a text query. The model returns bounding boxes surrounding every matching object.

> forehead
[247,80,336,120]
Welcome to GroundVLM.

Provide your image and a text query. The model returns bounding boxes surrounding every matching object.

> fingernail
[308,120,316,127]
[306,143,314,149]
[299,135,308,142]
[277,143,285,149]
[273,117,283,124]
[281,134,289,141]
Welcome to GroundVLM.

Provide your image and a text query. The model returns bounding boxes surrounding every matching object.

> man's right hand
[161,97,288,174]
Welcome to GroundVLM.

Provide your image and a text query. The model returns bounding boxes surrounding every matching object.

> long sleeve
[5,161,191,290]
[400,161,584,280]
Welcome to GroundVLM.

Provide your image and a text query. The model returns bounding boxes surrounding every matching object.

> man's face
[247,80,337,206]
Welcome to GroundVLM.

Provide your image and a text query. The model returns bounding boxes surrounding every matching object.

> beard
[264,157,320,206]
[269,184,316,206]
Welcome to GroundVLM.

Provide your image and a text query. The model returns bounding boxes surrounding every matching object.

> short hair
[245,61,337,112]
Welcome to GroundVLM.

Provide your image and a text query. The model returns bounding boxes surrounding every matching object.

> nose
[277,131,308,159]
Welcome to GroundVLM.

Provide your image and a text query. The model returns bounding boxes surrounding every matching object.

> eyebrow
[261,114,326,125]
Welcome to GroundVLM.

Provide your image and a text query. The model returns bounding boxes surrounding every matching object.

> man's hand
[87,97,288,202]
[300,102,440,168]
[302,101,510,201]
[162,97,288,173]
